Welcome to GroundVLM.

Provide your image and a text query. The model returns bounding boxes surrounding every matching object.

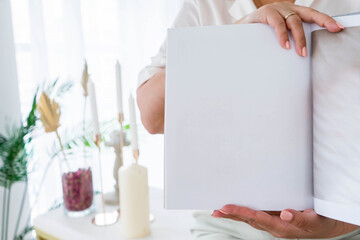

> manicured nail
[280,211,293,221]
[219,209,230,215]
[336,22,344,30]
[302,46,307,57]
[285,41,291,49]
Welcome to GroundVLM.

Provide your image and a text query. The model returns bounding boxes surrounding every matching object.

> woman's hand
[212,205,359,239]
[235,2,344,57]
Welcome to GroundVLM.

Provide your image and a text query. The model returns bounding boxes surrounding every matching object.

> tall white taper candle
[119,164,150,238]
[115,61,123,116]
[88,80,100,135]
[129,94,139,151]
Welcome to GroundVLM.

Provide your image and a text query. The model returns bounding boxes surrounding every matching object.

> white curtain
[10,0,182,218]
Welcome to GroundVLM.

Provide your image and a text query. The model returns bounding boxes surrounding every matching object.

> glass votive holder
[59,151,94,217]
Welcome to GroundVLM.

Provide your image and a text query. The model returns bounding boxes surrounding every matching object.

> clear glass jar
[59,151,94,217]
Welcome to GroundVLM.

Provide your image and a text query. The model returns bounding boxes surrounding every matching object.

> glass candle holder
[59,151,94,217]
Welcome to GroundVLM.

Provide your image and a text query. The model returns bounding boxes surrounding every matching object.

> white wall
[0,0,30,239]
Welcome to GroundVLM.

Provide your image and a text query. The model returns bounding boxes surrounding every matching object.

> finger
[212,210,267,231]
[221,205,287,232]
[221,205,257,219]
[293,6,344,32]
[264,10,291,49]
[304,208,314,213]
[212,209,251,224]
[252,212,304,239]
[264,211,281,216]
[280,209,319,229]
[285,14,307,57]
[221,205,302,238]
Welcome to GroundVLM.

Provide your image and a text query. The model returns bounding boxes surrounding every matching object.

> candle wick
[133,149,139,164]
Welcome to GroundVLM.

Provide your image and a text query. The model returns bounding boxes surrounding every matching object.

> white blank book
[165,23,313,210]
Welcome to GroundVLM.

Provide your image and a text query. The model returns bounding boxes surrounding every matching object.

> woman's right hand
[235,2,344,57]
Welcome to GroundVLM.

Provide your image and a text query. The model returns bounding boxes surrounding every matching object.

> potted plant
[0,80,72,240]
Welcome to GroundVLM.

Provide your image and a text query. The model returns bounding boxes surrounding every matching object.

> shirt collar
[228,0,315,22]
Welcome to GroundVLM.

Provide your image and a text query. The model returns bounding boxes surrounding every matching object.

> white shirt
[138,0,360,87]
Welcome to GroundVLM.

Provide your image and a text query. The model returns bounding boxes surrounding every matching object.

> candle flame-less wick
[95,134,102,148]
[133,149,139,164]
[118,113,124,125]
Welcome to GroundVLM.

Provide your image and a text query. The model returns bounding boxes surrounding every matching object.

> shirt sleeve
[137,0,200,87]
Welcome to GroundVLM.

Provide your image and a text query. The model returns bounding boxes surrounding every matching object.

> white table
[34,188,195,240]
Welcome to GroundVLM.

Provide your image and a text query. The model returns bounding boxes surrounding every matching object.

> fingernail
[336,22,344,30]
[280,211,293,221]
[302,46,307,57]
[219,209,230,215]
[285,41,291,49]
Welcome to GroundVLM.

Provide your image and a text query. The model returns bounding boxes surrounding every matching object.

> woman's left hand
[212,205,359,239]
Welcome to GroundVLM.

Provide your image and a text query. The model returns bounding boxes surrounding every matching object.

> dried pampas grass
[81,61,89,97]
[37,92,70,168]
[81,61,89,158]
[37,92,60,133]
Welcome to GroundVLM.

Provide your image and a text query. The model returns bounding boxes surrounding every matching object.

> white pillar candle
[115,60,123,116]
[119,164,150,239]
[129,94,138,150]
[88,80,100,135]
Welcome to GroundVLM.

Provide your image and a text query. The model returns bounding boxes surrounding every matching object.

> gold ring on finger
[284,11,297,20]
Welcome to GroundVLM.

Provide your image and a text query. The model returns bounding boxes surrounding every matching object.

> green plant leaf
[55,81,74,98]
[43,78,74,100]
[14,225,34,240]
[0,134,7,146]
[24,87,39,134]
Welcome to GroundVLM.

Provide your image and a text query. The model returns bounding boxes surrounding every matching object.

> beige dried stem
[37,92,70,169]
[81,61,89,97]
